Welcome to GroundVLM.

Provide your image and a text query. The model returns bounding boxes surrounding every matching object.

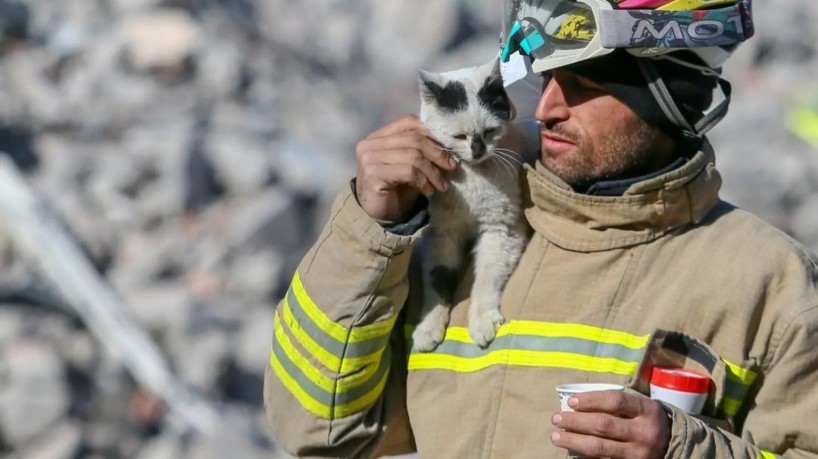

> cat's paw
[468,308,505,348]
[412,321,447,352]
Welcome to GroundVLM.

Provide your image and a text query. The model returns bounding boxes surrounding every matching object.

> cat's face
[419,59,513,165]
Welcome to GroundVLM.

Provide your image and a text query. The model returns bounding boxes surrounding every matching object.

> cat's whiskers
[489,151,516,181]
[494,149,524,167]
[494,147,522,159]
[434,144,464,163]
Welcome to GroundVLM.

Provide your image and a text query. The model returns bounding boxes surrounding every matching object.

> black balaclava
[566,49,721,155]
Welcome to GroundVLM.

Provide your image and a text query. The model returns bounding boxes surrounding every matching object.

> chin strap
[636,56,732,139]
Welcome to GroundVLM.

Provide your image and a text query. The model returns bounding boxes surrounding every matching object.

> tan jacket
[264,145,818,458]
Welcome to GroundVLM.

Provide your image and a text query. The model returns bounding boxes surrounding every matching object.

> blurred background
[0,0,815,458]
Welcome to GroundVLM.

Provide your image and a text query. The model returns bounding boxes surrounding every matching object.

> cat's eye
[453,134,468,141]
[484,128,499,137]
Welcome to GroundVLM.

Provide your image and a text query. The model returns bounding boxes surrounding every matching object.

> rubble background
[0,0,815,457]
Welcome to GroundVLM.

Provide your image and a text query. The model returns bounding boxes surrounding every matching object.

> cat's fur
[412,58,529,351]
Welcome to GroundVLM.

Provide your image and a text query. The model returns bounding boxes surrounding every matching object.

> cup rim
[556,383,625,394]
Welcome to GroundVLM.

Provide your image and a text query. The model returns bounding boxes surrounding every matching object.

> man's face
[535,69,675,190]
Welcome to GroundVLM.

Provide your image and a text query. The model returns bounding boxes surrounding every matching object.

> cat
[412,58,530,351]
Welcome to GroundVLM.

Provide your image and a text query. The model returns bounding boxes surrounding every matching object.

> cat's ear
[484,58,504,91]
[419,71,468,112]
[418,70,442,104]
[478,60,512,121]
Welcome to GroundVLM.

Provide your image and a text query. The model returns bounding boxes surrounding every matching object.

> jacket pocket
[628,329,760,425]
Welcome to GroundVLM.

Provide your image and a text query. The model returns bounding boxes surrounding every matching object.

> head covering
[567,50,720,145]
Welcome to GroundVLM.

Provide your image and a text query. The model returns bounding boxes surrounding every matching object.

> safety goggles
[501,0,754,74]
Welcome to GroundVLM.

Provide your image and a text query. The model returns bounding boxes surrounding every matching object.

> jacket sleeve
[263,190,424,458]
[665,306,818,458]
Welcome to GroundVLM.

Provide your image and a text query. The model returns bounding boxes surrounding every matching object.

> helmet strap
[636,57,732,139]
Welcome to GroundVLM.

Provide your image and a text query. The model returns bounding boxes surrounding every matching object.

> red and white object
[650,367,711,414]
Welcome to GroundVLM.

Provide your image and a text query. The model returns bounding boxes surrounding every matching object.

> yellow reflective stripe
[274,312,335,392]
[281,296,340,369]
[409,350,639,375]
[291,271,397,343]
[440,322,649,349]
[270,341,332,419]
[269,343,391,420]
[723,358,758,386]
[500,321,650,349]
[758,451,782,459]
[720,396,743,417]
[281,297,385,374]
[274,312,379,392]
[334,366,390,418]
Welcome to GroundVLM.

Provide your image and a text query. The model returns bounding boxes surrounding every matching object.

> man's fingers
[550,430,634,459]
[552,412,630,442]
[362,163,436,197]
[571,390,644,418]
[365,115,427,139]
[359,131,457,172]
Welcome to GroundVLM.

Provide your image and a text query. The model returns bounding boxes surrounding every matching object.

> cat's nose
[471,139,486,159]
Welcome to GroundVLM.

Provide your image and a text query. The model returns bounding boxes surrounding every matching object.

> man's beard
[541,117,664,192]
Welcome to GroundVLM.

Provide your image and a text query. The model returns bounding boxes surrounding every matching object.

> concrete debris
[0,0,814,457]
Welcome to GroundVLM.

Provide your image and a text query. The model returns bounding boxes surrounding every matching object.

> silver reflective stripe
[414,333,645,363]
[286,286,390,359]
[272,332,392,406]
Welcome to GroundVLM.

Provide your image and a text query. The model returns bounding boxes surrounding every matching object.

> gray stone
[225,189,301,253]
[12,420,82,459]
[226,250,283,299]
[118,9,202,73]
[0,341,69,445]
[234,305,276,375]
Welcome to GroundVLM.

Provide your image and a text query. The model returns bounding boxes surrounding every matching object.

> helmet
[500,0,755,138]
[501,0,754,73]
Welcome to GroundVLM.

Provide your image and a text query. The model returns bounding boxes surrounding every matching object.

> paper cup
[555,383,625,412]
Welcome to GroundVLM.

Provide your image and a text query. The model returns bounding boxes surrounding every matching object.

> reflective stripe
[410,350,641,374]
[291,271,396,343]
[720,359,758,416]
[758,451,783,459]
[274,312,383,392]
[267,271,398,419]
[270,312,392,419]
[408,321,759,418]
[724,359,758,386]
[282,292,387,373]
[408,322,650,375]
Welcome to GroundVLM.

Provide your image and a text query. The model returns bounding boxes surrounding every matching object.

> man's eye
[453,134,467,140]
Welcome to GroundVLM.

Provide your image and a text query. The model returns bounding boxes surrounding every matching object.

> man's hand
[550,390,671,459]
[355,115,457,222]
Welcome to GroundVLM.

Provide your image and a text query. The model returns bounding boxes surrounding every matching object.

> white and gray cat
[412,58,530,351]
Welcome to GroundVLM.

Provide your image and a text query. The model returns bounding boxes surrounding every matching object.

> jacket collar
[524,142,721,252]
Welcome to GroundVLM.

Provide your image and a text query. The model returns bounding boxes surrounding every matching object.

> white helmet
[500,0,755,137]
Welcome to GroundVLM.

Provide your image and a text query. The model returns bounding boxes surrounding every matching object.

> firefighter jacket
[263,144,818,458]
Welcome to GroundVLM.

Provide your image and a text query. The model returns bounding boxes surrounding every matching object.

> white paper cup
[555,383,625,458]
[555,383,625,412]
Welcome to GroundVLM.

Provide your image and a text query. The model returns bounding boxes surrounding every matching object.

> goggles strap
[600,1,752,50]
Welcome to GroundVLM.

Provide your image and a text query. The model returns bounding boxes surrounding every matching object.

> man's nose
[535,73,570,124]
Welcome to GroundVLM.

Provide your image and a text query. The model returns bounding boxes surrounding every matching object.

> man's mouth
[541,131,576,152]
